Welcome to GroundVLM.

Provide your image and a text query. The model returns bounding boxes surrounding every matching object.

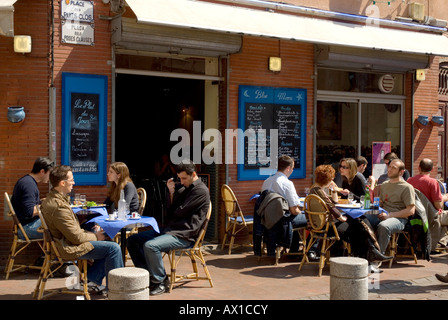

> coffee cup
[131,212,140,219]
[108,213,115,221]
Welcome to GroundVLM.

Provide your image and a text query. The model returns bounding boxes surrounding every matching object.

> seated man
[40,165,123,294]
[12,157,54,239]
[367,159,415,272]
[407,158,447,252]
[255,155,307,257]
[127,160,210,296]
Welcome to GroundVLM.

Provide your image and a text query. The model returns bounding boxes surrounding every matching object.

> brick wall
[217,36,315,241]
[0,1,113,266]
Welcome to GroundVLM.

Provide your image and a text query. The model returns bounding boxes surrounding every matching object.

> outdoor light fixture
[415,115,429,129]
[7,106,26,123]
[431,115,444,127]
[269,57,282,72]
[14,35,32,53]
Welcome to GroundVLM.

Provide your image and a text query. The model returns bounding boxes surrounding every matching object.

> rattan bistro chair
[33,208,90,300]
[166,202,213,292]
[299,194,340,277]
[221,184,254,254]
[387,230,418,268]
[4,192,44,280]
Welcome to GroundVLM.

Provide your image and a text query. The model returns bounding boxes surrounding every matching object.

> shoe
[307,251,320,262]
[368,247,393,262]
[150,283,166,296]
[369,263,383,274]
[87,281,106,295]
[435,273,448,283]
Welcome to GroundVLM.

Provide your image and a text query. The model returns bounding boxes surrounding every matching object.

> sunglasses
[340,165,349,169]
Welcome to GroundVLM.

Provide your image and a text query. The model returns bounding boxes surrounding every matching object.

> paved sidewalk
[2,244,448,301]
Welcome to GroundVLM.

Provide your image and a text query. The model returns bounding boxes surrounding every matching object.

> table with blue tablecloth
[336,204,387,218]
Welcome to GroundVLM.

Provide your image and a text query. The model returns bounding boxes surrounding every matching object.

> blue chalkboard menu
[62,73,107,185]
[238,85,306,181]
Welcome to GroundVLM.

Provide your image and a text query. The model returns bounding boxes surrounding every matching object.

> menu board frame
[61,72,108,185]
[237,85,307,181]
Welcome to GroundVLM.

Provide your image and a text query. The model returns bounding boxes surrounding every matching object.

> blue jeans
[18,218,43,240]
[127,230,192,283]
[78,241,123,288]
[365,214,408,253]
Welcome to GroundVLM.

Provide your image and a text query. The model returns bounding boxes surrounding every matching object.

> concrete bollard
[108,267,149,300]
[330,257,368,300]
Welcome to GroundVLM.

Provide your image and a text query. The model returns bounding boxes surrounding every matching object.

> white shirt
[261,171,300,208]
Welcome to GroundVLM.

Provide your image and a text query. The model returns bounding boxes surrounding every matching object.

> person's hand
[167,178,175,194]
[339,189,350,196]
[378,212,388,221]
[338,215,347,222]
[96,231,106,241]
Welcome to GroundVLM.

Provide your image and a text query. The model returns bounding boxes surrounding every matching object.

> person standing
[11,157,54,239]
[127,160,210,295]
[40,165,123,294]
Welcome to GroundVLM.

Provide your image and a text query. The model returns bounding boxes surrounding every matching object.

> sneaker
[369,262,383,274]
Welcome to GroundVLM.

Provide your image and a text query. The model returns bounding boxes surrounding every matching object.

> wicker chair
[387,230,418,268]
[221,184,254,254]
[166,202,213,292]
[33,208,90,300]
[299,194,340,277]
[4,192,44,280]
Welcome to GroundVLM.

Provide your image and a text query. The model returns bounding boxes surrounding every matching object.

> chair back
[36,207,64,263]
[4,192,31,242]
[438,180,447,194]
[221,184,247,224]
[192,202,212,249]
[304,194,331,231]
[137,187,147,215]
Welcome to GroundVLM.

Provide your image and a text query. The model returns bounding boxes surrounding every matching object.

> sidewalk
[2,244,448,301]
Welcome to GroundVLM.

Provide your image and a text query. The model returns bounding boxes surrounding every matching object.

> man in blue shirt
[11,157,53,239]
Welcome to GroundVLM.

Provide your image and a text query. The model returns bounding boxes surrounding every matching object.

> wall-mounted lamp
[431,115,444,127]
[7,106,26,123]
[416,69,426,81]
[269,57,281,72]
[415,115,429,129]
[14,35,32,54]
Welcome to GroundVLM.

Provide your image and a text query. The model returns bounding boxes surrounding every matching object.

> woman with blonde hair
[105,162,139,213]
[340,157,367,201]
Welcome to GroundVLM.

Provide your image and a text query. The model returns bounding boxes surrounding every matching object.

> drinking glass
[348,192,354,203]
[80,194,87,206]
[74,193,80,205]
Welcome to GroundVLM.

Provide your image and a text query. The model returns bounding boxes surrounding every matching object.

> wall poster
[238,85,307,181]
[372,141,391,180]
[62,73,108,185]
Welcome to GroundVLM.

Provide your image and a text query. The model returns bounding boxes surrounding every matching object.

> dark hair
[31,157,54,174]
[355,156,367,166]
[315,165,335,186]
[49,165,72,187]
[384,152,398,161]
[278,155,294,172]
[176,159,196,175]
[419,158,433,173]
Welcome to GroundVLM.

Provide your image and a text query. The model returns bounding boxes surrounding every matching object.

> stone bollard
[108,267,149,300]
[330,257,368,300]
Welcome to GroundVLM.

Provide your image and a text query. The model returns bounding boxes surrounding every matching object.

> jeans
[78,241,123,288]
[127,230,192,283]
[18,218,43,240]
[365,214,408,253]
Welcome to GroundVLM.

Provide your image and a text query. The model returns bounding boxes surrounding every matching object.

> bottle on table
[118,190,127,220]
[363,186,370,209]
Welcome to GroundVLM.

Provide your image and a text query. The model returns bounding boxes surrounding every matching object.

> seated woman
[105,162,139,213]
[338,158,367,201]
[309,165,392,264]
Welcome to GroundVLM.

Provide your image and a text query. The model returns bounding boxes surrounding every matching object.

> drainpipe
[215,0,446,33]
[411,71,415,175]
[49,0,56,166]
[225,54,230,185]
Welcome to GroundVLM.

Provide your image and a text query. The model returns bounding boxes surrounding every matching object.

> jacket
[257,191,290,229]
[412,189,434,261]
[40,189,96,260]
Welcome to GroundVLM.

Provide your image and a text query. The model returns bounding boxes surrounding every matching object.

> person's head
[49,165,74,195]
[419,158,433,174]
[107,162,133,202]
[314,165,336,187]
[383,152,398,166]
[277,155,295,177]
[340,158,357,182]
[176,159,198,188]
[387,159,405,180]
[30,157,54,183]
[355,156,368,173]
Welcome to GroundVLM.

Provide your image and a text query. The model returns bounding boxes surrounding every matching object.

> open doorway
[115,74,204,222]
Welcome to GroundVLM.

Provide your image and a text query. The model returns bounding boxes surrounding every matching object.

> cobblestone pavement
[2,244,448,301]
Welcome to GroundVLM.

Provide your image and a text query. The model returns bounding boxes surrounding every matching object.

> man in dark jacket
[127,160,210,295]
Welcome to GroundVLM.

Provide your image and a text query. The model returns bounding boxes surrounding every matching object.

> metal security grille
[440,65,448,96]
